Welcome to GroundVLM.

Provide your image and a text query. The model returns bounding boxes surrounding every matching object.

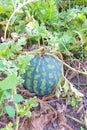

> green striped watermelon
[23,54,63,96]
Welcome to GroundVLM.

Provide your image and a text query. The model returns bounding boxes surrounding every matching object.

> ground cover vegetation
[0,0,87,130]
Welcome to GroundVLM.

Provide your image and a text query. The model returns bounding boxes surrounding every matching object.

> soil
[43,74,87,130]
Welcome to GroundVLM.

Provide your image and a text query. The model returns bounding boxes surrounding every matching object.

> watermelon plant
[0,0,87,129]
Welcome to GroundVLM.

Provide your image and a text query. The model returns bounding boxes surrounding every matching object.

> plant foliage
[0,0,87,129]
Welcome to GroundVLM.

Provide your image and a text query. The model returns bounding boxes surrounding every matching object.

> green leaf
[13,94,23,103]
[0,74,18,90]
[4,90,12,99]
[0,90,4,99]
[0,60,5,71]
[17,37,27,46]
[80,127,84,130]
[17,54,34,75]
[0,38,26,59]
[5,105,15,118]
[26,111,32,117]
[26,97,38,107]
[0,5,3,14]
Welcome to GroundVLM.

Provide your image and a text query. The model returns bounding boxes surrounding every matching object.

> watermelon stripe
[31,56,40,93]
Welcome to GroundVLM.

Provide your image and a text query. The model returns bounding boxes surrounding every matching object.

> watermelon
[23,54,63,96]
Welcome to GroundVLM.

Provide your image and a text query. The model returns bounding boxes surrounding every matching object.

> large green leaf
[5,105,15,118]
[13,94,23,103]
[0,74,18,90]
